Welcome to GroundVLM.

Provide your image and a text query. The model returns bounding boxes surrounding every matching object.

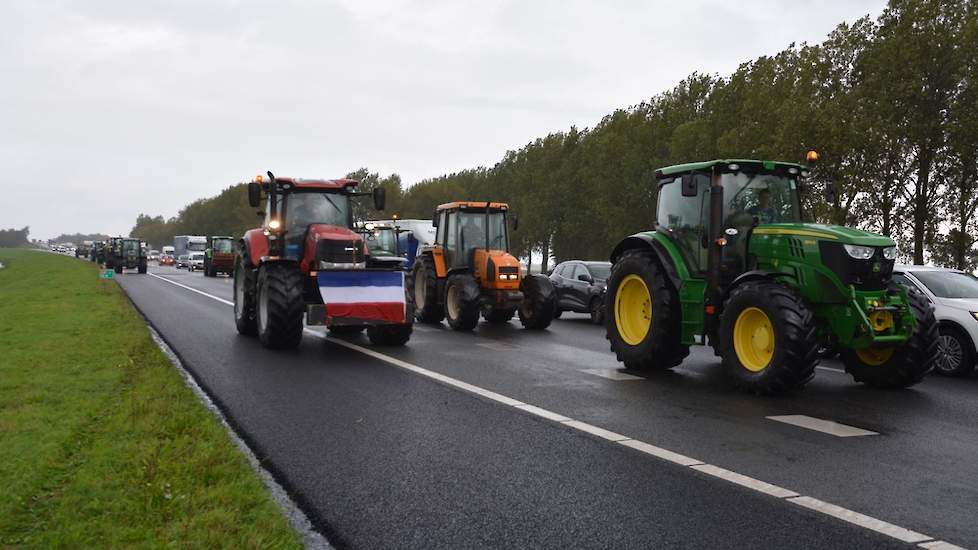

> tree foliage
[0,227,30,248]
[130,0,977,270]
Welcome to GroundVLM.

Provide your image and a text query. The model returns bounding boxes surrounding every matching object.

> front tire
[589,296,604,325]
[255,263,304,349]
[518,274,556,330]
[606,250,688,371]
[233,255,257,336]
[934,325,975,377]
[841,291,939,387]
[413,255,445,324]
[367,324,413,346]
[718,281,818,394]
[444,274,481,331]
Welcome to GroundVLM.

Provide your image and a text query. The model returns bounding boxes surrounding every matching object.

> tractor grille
[499,266,519,274]
[316,239,364,265]
[818,241,894,291]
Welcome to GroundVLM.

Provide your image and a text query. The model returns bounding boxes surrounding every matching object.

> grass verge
[0,249,301,548]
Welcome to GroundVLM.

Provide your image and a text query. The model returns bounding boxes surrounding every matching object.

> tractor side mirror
[824,181,838,205]
[373,187,386,211]
[431,209,439,227]
[248,181,262,208]
[577,273,592,283]
[681,174,698,197]
[511,215,519,231]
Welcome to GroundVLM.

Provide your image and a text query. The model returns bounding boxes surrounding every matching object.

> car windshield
[364,227,398,256]
[586,263,611,280]
[911,270,978,299]
[722,172,802,225]
[212,239,233,253]
[286,191,350,234]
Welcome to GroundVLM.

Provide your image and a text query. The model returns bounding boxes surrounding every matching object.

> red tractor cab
[233,172,412,349]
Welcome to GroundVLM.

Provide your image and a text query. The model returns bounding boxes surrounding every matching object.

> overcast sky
[1,0,885,240]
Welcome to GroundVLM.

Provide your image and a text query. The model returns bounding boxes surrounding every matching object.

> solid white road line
[787,496,932,544]
[767,415,879,437]
[149,273,234,306]
[581,368,644,381]
[691,464,799,499]
[142,273,951,548]
[816,365,846,374]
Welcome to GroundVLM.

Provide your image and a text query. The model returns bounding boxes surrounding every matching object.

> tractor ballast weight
[606,155,938,394]
[412,201,556,331]
[233,172,412,349]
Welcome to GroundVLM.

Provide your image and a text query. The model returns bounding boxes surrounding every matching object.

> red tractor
[234,172,412,349]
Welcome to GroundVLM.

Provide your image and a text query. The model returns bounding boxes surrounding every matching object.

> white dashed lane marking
[140,272,956,548]
[767,415,879,437]
[581,368,644,380]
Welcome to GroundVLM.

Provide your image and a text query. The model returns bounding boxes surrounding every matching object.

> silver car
[188,252,206,272]
[893,265,978,376]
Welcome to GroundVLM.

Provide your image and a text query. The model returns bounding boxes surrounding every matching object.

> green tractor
[606,153,938,394]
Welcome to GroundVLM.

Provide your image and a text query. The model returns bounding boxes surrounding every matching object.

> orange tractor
[412,201,555,331]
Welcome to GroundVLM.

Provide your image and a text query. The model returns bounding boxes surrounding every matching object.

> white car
[893,264,978,376]
[188,252,206,272]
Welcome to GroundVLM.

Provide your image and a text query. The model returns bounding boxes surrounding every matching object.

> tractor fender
[610,234,682,291]
[240,229,269,268]
[724,270,790,300]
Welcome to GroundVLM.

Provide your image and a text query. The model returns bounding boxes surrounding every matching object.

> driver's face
[758,191,771,207]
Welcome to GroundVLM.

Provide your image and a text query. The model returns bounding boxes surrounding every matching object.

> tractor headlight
[843,244,875,260]
[498,274,517,280]
[971,312,978,322]
[268,219,281,230]
[882,246,898,260]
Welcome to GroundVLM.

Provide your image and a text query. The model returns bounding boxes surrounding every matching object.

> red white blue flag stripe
[317,271,406,323]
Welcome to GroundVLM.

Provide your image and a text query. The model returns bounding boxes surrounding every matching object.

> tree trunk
[539,240,549,274]
[912,152,932,265]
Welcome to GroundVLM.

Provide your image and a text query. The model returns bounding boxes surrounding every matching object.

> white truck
[172,235,207,258]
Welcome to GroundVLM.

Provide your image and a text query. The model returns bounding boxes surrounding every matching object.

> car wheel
[934,326,975,377]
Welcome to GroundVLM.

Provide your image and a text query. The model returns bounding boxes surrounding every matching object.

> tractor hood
[752,223,895,246]
[301,224,365,272]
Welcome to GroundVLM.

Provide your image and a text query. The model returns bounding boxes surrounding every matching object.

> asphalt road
[114,263,977,549]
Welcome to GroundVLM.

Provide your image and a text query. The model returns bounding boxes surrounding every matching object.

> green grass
[0,249,301,548]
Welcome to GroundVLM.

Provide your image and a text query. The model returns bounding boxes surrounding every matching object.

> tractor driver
[460,215,485,260]
[748,188,780,224]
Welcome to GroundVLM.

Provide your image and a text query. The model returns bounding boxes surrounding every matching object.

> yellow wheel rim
[615,274,652,346]
[855,347,894,366]
[733,307,775,372]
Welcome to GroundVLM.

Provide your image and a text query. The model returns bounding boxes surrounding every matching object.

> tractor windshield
[722,172,801,226]
[459,211,507,257]
[122,240,140,254]
[365,227,398,256]
[285,191,351,236]
[212,239,233,253]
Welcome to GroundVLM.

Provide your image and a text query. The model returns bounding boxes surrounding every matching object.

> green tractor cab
[607,155,938,394]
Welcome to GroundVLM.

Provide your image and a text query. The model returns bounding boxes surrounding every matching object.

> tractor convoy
[91,151,943,396]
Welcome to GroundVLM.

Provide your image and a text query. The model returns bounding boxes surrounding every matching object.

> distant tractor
[102,237,123,270]
[234,172,412,349]
[606,153,938,394]
[112,238,148,274]
[204,235,235,277]
[412,201,556,331]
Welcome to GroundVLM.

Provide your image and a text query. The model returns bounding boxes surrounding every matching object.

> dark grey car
[549,261,611,324]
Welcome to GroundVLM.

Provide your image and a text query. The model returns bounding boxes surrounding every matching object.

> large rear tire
[841,290,938,388]
[605,250,688,371]
[518,274,556,330]
[233,255,258,336]
[137,262,147,274]
[718,280,818,394]
[255,263,304,349]
[445,273,481,331]
[367,324,413,346]
[413,255,445,324]
[483,307,516,323]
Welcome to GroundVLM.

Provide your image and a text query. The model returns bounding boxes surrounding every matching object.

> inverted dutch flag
[317,271,406,323]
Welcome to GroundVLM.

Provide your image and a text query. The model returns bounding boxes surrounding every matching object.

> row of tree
[131,0,978,270]
[0,227,30,248]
